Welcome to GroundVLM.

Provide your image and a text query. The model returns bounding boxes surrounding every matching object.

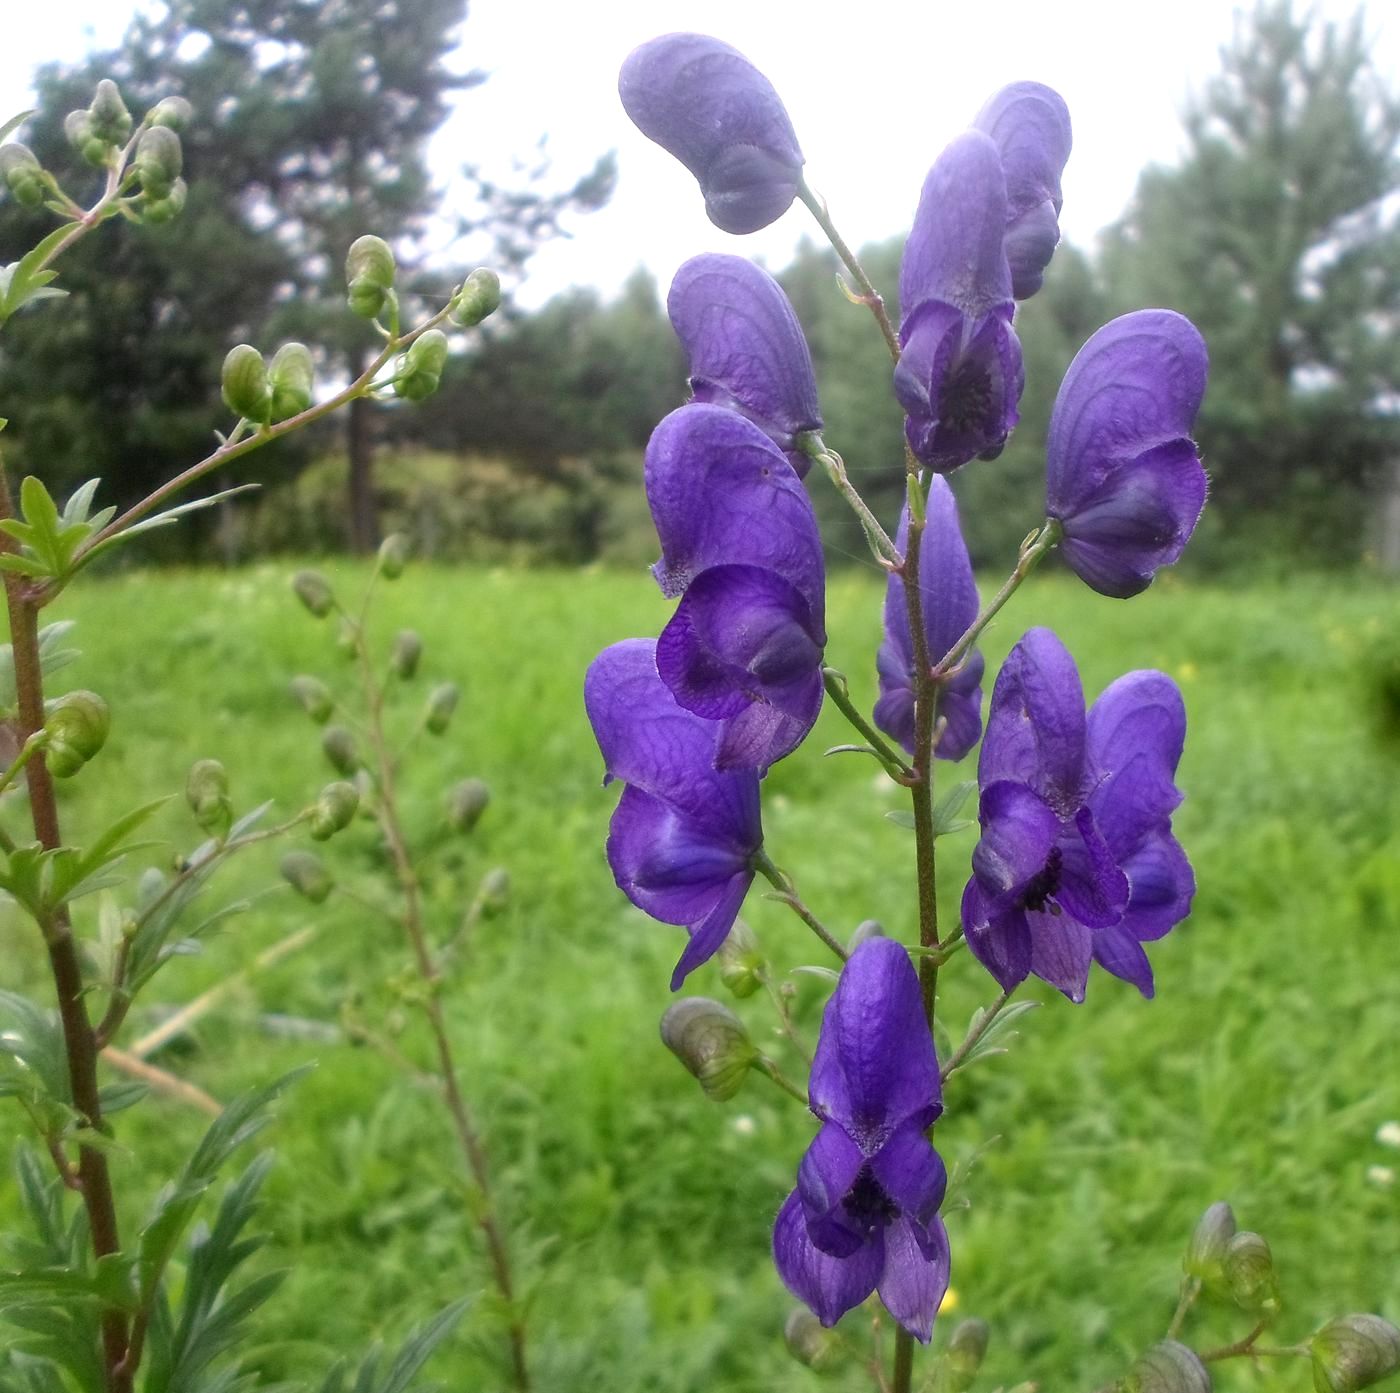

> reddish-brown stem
[0,461,131,1391]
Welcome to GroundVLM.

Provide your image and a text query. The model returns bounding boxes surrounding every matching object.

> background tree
[1100,1,1400,566]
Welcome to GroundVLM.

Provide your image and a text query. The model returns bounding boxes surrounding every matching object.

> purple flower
[961,628,1194,1002]
[895,132,1025,473]
[619,33,804,235]
[646,404,826,772]
[1046,311,1209,598]
[773,938,950,1341]
[972,83,1072,300]
[584,638,762,990]
[668,253,823,477]
[874,478,984,761]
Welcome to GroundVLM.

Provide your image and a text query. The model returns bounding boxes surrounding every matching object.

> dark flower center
[1020,845,1063,913]
[845,1165,899,1227]
[941,357,993,432]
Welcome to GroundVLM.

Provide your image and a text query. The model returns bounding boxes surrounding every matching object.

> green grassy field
[3,562,1399,1392]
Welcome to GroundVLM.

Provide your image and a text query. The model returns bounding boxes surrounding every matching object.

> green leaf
[60,480,102,528]
[0,111,37,144]
[931,780,977,837]
[46,797,170,909]
[77,483,260,572]
[0,990,71,1106]
[97,1081,149,1114]
[884,809,916,830]
[315,1301,468,1393]
[950,1001,1042,1077]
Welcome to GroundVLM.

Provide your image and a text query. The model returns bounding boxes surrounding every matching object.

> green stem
[753,851,849,962]
[757,1055,808,1104]
[892,1330,915,1393]
[822,668,914,783]
[1198,1319,1305,1363]
[1166,1277,1201,1340]
[0,730,49,798]
[939,988,1014,1085]
[801,439,902,566]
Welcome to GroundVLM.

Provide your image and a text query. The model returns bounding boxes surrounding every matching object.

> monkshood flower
[961,627,1194,1001]
[874,478,984,761]
[895,131,1025,472]
[972,83,1072,300]
[773,938,951,1341]
[584,638,762,990]
[1046,310,1209,598]
[668,253,822,477]
[647,403,826,772]
[619,33,804,235]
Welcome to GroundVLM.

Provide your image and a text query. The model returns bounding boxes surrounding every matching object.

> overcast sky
[4,1,1396,307]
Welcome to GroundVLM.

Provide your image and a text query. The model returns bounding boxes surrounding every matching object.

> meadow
[2,560,1398,1392]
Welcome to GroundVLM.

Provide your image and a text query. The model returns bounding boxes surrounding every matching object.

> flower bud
[141,177,187,224]
[1122,1341,1213,1393]
[0,144,45,207]
[185,758,232,837]
[321,724,360,776]
[450,267,501,327]
[942,1319,990,1392]
[309,780,359,841]
[346,234,395,318]
[1311,1315,1400,1393]
[134,125,182,199]
[479,866,510,916]
[848,918,885,950]
[292,569,335,618]
[64,110,108,168]
[394,329,449,402]
[221,344,272,423]
[446,777,489,833]
[1223,1231,1278,1313]
[782,1307,845,1372]
[424,681,459,735]
[336,616,360,659]
[389,629,422,680]
[280,850,333,904]
[1184,1202,1236,1290]
[148,95,193,131]
[378,531,410,579]
[717,919,765,999]
[268,342,314,422]
[659,997,756,1102]
[290,675,333,723]
[89,80,133,145]
[43,690,111,778]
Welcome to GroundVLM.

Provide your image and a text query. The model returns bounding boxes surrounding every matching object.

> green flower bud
[394,329,449,402]
[390,629,422,680]
[1312,1315,1400,1393]
[450,267,501,327]
[321,724,360,776]
[280,850,333,904]
[424,681,459,735]
[1184,1202,1236,1290]
[221,344,272,423]
[141,177,187,224]
[268,342,314,422]
[479,866,510,916]
[185,757,232,837]
[782,1307,845,1372]
[88,80,132,145]
[849,918,885,950]
[290,674,334,723]
[64,110,108,168]
[336,616,360,658]
[1122,1341,1213,1393]
[43,689,111,778]
[659,997,757,1102]
[292,569,335,619]
[134,125,182,199]
[378,531,410,579]
[942,1319,991,1393]
[1223,1231,1279,1313]
[309,780,359,841]
[346,234,395,318]
[717,919,765,999]
[148,95,193,131]
[0,144,45,207]
[445,777,490,833]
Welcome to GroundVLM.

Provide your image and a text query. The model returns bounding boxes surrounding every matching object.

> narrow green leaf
[931,780,977,837]
[78,484,260,570]
[0,111,37,144]
[61,480,103,527]
[884,809,916,830]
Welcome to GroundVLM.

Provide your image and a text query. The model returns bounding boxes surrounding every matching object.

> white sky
[3,0,1397,307]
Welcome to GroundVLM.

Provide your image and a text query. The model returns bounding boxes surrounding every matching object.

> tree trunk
[1378,455,1400,575]
[346,379,378,553]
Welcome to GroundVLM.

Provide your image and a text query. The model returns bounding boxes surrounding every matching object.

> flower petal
[1054,807,1130,929]
[1091,924,1156,997]
[871,1121,947,1228]
[1026,909,1094,1002]
[668,253,822,471]
[877,1215,951,1345]
[668,869,755,990]
[1116,830,1195,943]
[971,780,1060,908]
[961,879,1033,992]
[774,1189,883,1328]
[797,1121,869,1258]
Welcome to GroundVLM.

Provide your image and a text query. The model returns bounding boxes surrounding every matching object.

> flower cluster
[601,30,1210,1354]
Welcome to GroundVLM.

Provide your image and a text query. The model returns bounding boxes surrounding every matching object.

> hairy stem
[753,852,850,962]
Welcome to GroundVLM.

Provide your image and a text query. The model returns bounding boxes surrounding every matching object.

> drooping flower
[961,627,1194,1001]
[874,478,984,761]
[646,403,826,772]
[773,938,950,1341]
[668,253,823,477]
[585,638,762,989]
[1045,310,1209,598]
[972,82,1072,300]
[619,33,804,234]
[895,131,1025,472]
